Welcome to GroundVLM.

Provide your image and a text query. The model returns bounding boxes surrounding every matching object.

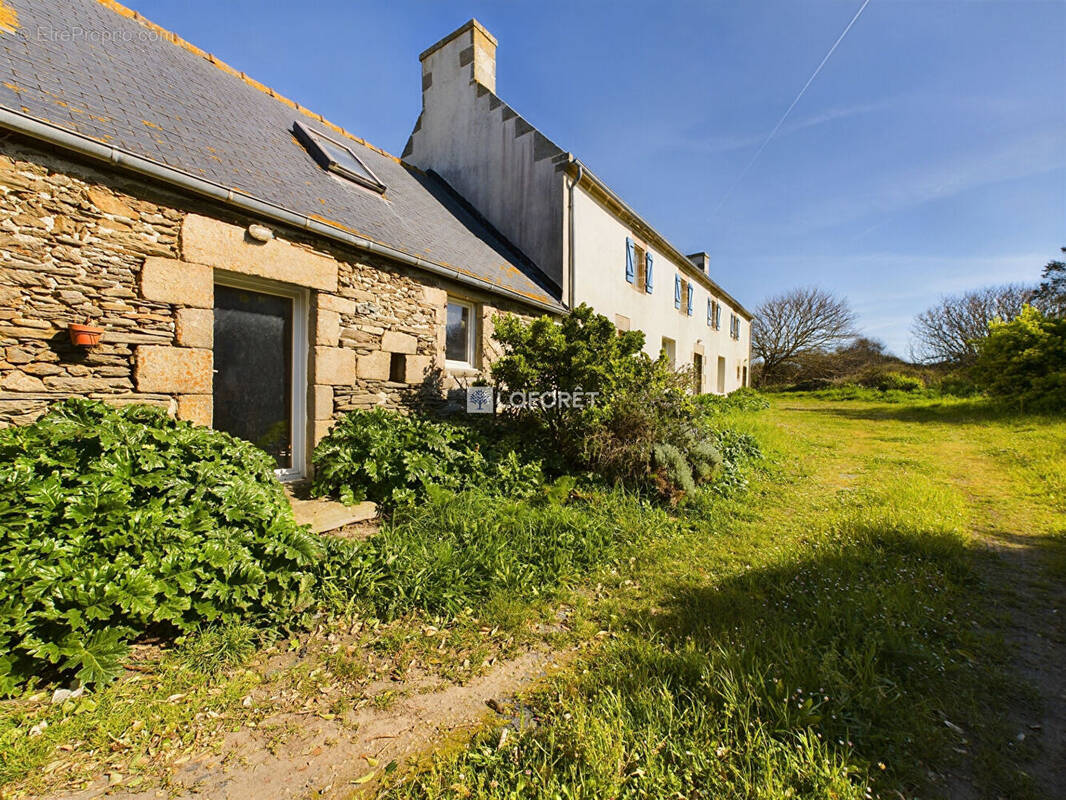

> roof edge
[568,160,753,319]
[0,107,564,314]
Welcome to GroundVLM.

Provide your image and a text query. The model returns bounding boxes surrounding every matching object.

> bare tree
[752,287,858,384]
[910,284,1034,365]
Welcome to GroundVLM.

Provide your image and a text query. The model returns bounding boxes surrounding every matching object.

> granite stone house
[0,0,561,480]
[0,1,753,481]
[405,21,754,394]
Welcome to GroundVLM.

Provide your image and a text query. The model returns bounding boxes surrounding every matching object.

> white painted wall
[404,22,567,294]
[406,21,753,394]
[571,185,750,393]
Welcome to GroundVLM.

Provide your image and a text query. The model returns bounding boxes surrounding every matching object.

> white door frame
[213,271,309,481]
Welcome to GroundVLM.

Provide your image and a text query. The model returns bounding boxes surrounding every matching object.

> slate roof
[0,0,562,309]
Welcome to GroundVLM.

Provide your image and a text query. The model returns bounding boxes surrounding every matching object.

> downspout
[0,107,563,315]
[567,161,583,309]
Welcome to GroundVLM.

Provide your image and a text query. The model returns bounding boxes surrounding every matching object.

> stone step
[286,491,378,535]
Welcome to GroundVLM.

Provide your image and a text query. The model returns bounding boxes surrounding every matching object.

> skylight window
[293,120,385,193]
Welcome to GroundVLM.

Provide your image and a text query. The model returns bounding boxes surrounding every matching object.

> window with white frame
[445,298,476,368]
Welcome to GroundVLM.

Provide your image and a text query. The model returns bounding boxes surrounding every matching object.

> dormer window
[294,120,385,193]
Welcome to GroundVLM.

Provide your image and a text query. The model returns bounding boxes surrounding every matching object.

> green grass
[0,485,677,796]
[3,396,1061,799]
[380,397,1065,800]
[319,484,677,622]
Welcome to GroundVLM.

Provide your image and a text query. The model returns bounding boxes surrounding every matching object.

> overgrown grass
[0,485,677,796]
[381,397,1064,800]
[318,484,677,621]
[5,396,1061,798]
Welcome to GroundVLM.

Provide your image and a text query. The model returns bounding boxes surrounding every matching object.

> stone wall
[0,137,545,462]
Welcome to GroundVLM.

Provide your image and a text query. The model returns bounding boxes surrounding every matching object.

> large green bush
[491,304,722,500]
[972,305,1066,412]
[311,408,543,510]
[0,399,323,692]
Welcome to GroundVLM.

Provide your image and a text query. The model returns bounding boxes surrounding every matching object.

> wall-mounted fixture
[68,322,103,347]
[247,223,273,243]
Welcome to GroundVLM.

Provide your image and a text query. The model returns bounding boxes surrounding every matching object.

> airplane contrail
[712,0,873,217]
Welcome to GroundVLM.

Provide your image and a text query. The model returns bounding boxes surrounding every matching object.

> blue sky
[127,0,1065,357]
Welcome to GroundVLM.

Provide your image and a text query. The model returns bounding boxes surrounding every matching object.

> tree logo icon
[466,387,493,413]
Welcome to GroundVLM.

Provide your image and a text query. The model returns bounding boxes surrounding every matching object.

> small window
[445,298,476,367]
[633,243,646,293]
[389,353,406,383]
[678,281,693,316]
[294,121,386,193]
[627,239,652,293]
[661,336,676,368]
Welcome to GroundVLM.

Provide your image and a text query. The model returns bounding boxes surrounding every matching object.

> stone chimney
[687,252,711,275]
[418,19,497,113]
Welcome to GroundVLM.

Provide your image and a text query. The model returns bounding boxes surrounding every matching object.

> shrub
[491,304,648,468]
[696,387,770,414]
[972,305,1066,412]
[855,368,924,392]
[651,443,696,497]
[311,408,542,509]
[935,371,979,397]
[0,399,323,692]
[491,304,724,499]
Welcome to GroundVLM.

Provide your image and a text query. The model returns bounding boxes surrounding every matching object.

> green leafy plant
[855,368,925,393]
[491,304,726,500]
[0,399,322,692]
[972,305,1066,412]
[707,428,763,496]
[696,387,770,414]
[311,408,542,510]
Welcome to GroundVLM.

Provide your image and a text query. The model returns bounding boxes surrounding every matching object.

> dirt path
[776,402,1065,797]
[939,433,1066,799]
[43,648,570,800]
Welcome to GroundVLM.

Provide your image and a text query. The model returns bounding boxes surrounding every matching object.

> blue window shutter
[674,274,681,309]
[707,298,712,325]
[625,237,635,283]
[644,252,654,293]
[716,304,721,329]
[687,283,694,316]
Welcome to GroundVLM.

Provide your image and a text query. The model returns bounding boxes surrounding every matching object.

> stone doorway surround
[133,213,348,477]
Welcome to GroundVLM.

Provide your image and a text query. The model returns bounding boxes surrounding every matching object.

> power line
[712,0,872,217]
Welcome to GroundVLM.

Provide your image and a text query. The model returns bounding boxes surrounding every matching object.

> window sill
[445,362,479,377]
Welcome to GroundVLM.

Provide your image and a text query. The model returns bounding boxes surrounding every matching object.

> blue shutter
[625,237,635,283]
[715,304,721,329]
[706,298,712,325]
[674,274,681,309]
[644,252,654,293]
[686,282,694,316]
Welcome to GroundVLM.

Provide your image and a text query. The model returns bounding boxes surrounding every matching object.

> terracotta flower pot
[68,323,104,347]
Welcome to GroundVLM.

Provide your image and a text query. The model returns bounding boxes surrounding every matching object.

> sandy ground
[42,647,571,800]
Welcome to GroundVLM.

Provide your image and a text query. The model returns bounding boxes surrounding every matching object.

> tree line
[750,248,1065,409]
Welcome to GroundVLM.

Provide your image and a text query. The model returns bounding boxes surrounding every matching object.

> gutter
[0,107,564,316]
[566,163,583,308]
[565,157,753,320]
